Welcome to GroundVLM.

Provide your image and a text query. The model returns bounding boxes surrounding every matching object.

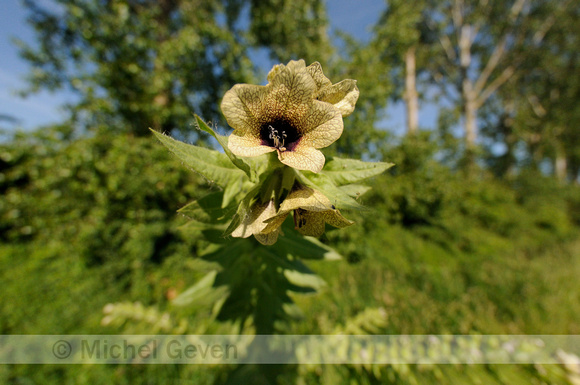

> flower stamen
[268,125,287,152]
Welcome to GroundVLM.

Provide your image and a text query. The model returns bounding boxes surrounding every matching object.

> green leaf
[178,191,235,223]
[284,269,327,291]
[281,166,297,191]
[276,221,343,260]
[297,171,365,210]
[258,247,324,294]
[172,271,229,308]
[339,184,372,198]
[222,177,246,208]
[194,115,254,180]
[150,128,246,188]
[222,182,262,237]
[177,221,230,244]
[322,157,394,185]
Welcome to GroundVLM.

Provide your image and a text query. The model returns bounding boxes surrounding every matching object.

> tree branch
[473,36,507,94]
[509,0,526,21]
[527,95,546,118]
[533,0,573,45]
[473,0,526,95]
[439,34,457,62]
[452,0,464,41]
[476,66,515,108]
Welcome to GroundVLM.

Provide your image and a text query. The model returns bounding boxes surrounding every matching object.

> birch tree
[428,0,558,154]
[373,0,432,135]
[504,1,580,181]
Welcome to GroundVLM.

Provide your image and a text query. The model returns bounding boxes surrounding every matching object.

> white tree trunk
[555,145,567,181]
[459,23,477,149]
[404,46,419,135]
[464,85,478,149]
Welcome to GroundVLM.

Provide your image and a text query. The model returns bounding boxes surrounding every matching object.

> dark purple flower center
[260,121,300,151]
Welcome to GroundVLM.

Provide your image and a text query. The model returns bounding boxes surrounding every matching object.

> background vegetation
[1,0,580,383]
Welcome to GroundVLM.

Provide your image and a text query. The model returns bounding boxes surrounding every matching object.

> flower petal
[267,59,306,83]
[254,230,280,245]
[295,209,354,237]
[228,133,276,157]
[221,84,267,133]
[317,79,360,117]
[284,59,307,73]
[325,209,355,228]
[299,101,343,148]
[305,62,332,92]
[278,145,325,173]
[231,200,277,238]
[263,64,317,124]
[279,186,332,212]
[266,64,285,83]
[294,210,326,237]
[261,212,289,234]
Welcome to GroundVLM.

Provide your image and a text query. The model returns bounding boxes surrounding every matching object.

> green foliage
[18,0,258,135]
[151,128,248,188]
[5,0,580,383]
[249,0,333,64]
[0,128,203,333]
[328,41,393,158]
[2,129,580,383]
[150,117,390,337]
[491,1,580,180]
[321,156,394,186]
[172,230,339,334]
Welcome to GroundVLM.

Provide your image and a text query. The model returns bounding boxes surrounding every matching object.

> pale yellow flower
[230,200,281,245]
[221,60,359,173]
[262,185,353,237]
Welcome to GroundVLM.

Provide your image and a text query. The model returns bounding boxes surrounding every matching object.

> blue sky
[0,0,421,134]
[0,0,68,130]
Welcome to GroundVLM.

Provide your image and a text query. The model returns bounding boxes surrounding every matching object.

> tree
[18,0,397,160]
[426,0,562,158]
[372,0,434,135]
[503,1,580,181]
[477,0,578,180]
[323,34,393,159]
[248,0,333,65]
[18,0,261,136]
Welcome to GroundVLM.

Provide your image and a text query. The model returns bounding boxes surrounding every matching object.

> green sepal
[322,156,394,185]
[193,115,255,180]
[222,182,262,237]
[280,166,297,194]
[259,170,280,204]
[150,128,246,188]
[222,177,248,209]
[297,170,365,211]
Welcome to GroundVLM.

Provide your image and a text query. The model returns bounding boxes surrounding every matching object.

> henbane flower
[262,185,354,238]
[221,60,359,173]
[231,200,281,246]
